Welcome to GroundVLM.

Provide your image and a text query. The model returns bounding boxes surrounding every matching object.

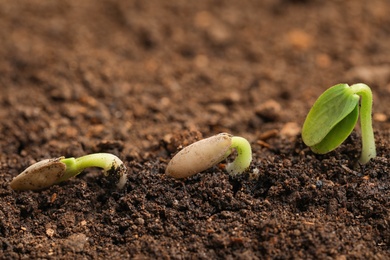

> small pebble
[280,122,301,138]
[373,113,387,122]
[46,228,55,237]
[287,29,313,50]
[135,218,145,226]
[255,100,281,122]
[62,233,88,252]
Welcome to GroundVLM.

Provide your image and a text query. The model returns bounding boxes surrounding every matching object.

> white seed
[165,133,232,179]
[10,157,66,191]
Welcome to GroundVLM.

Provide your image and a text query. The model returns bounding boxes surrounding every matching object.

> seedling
[302,83,376,164]
[165,133,252,179]
[10,153,127,191]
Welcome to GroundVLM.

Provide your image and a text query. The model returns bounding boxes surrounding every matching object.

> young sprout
[302,83,376,164]
[10,153,127,191]
[165,133,252,179]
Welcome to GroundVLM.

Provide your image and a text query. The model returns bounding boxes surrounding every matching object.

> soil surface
[0,0,389,259]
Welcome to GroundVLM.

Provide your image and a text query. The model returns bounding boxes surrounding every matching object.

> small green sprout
[302,83,376,164]
[10,153,127,191]
[165,133,252,179]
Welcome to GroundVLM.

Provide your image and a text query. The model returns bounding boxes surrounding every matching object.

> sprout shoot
[165,133,252,179]
[10,153,127,191]
[226,136,253,176]
[302,83,376,164]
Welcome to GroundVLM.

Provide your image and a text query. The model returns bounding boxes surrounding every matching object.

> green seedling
[165,133,252,179]
[10,153,127,191]
[302,83,376,164]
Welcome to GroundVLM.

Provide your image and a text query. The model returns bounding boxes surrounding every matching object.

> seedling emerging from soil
[165,133,252,179]
[10,153,127,191]
[302,83,376,164]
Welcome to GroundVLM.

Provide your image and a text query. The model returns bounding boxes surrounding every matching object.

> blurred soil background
[0,0,389,259]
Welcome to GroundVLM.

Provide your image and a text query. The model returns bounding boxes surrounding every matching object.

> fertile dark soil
[0,0,389,259]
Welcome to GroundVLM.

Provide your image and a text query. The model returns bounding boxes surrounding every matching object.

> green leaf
[310,104,359,154]
[302,83,359,147]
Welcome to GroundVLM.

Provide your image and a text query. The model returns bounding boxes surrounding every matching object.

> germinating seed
[165,133,232,179]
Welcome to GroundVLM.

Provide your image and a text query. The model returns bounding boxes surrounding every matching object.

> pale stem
[351,83,376,164]
[226,136,252,176]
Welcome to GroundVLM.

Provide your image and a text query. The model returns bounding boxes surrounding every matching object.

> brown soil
[0,0,389,259]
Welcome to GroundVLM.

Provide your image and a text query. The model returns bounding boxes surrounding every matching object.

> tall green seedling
[302,83,376,164]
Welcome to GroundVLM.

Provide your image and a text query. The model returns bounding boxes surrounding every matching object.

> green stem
[351,83,376,164]
[226,136,252,176]
[58,153,127,188]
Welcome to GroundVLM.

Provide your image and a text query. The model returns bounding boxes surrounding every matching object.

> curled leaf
[302,84,359,152]
[310,104,358,153]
